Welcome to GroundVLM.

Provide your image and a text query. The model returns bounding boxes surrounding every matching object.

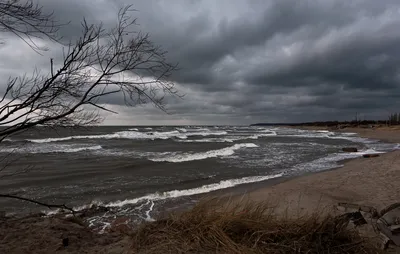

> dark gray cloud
[1,0,400,125]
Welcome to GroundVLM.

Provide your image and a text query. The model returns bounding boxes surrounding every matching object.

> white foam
[341,132,358,136]
[179,131,277,143]
[30,136,75,143]
[71,200,105,213]
[145,200,155,222]
[185,131,228,136]
[149,143,259,163]
[0,145,103,154]
[192,128,211,131]
[259,129,274,133]
[279,129,378,144]
[249,131,277,138]
[345,148,384,156]
[288,148,385,174]
[279,131,374,143]
[328,135,374,143]
[178,138,236,143]
[129,128,139,131]
[176,128,187,133]
[27,129,230,143]
[282,133,329,138]
[61,145,103,153]
[106,173,283,207]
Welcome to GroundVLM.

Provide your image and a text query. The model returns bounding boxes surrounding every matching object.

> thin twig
[0,194,75,213]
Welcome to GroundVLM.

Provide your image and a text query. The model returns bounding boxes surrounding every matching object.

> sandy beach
[237,126,400,217]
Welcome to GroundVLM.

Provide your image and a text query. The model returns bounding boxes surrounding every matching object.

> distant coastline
[250,120,390,127]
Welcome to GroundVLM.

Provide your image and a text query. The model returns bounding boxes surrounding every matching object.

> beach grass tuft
[131,199,380,253]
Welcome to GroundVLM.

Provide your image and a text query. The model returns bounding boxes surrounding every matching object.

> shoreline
[231,126,400,217]
[212,126,394,209]
[289,125,400,144]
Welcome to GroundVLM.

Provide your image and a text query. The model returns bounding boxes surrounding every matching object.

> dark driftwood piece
[336,202,400,250]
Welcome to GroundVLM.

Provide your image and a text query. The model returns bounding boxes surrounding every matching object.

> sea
[0,126,398,230]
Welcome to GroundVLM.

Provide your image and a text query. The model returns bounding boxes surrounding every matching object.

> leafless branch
[0,4,179,139]
[0,0,65,52]
[0,194,75,213]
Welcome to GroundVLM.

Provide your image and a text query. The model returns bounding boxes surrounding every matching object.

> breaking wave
[288,148,385,174]
[27,130,229,143]
[59,145,103,153]
[105,173,283,207]
[149,143,259,163]
[0,145,102,154]
[178,132,277,143]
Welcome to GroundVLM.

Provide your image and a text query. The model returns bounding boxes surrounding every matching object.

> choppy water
[0,126,397,230]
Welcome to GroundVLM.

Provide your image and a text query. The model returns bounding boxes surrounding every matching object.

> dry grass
[131,199,380,254]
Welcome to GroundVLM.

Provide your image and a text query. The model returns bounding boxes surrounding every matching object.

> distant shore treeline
[252,112,400,127]
[252,118,400,127]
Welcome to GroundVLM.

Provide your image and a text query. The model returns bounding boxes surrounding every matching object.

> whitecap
[185,131,228,136]
[178,132,276,143]
[176,128,187,133]
[149,143,259,163]
[0,145,102,154]
[60,145,103,153]
[287,148,385,175]
[27,129,227,143]
[105,173,283,207]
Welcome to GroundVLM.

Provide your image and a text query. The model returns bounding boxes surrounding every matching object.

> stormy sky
[1,0,400,125]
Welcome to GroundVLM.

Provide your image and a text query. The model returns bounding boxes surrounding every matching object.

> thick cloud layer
[2,0,400,125]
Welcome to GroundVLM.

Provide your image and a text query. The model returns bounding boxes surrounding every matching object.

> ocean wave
[149,143,259,163]
[105,173,283,207]
[61,145,103,153]
[279,132,373,143]
[287,148,385,174]
[278,129,376,144]
[191,128,211,132]
[178,131,277,143]
[29,136,75,143]
[185,131,228,136]
[249,131,277,138]
[341,132,358,136]
[0,145,102,154]
[259,129,274,133]
[178,138,236,143]
[176,128,187,133]
[27,129,230,143]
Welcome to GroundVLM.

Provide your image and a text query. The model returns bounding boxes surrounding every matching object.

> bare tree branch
[0,4,179,139]
[0,194,75,213]
[0,0,65,52]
